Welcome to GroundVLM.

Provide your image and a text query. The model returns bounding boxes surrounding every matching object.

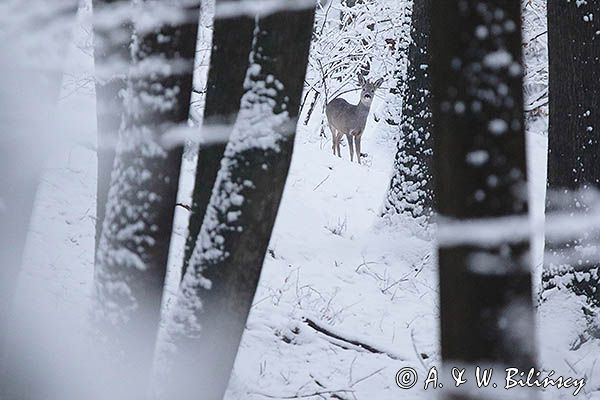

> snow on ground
[155,90,438,399]
[221,109,437,399]
[16,41,439,397]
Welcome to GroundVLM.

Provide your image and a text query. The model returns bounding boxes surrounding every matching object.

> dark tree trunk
[431,0,537,394]
[182,8,257,279]
[383,0,433,223]
[544,1,600,307]
[93,1,200,395]
[378,1,410,133]
[92,0,132,261]
[163,7,315,400]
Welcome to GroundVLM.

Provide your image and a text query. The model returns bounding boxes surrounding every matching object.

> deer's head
[358,74,384,107]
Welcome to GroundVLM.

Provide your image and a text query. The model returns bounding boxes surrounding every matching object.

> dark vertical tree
[92,0,132,259]
[162,6,315,399]
[182,6,257,279]
[93,0,200,394]
[431,0,537,394]
[383,0,434,224]
[377,1,410,130]
[544,1,600,308]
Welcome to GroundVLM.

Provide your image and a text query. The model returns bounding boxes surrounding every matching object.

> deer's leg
[331,127,337,155]
[346,133,354,162]
[331,127,341,157]
[354,134,362,164]
[336,132,342,158]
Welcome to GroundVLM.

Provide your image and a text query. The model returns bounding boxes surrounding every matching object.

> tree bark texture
[92,0,133,261]
[431,2,537,397]
[544,0,600,308]
[182,5,256,279]
[384,0,434,223]
[93,1,200,395]
[163,6,315,400]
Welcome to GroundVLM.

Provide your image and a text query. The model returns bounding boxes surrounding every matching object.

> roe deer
[326,74,383,164]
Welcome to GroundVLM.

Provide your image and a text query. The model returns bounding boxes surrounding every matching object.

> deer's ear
[357,74,366,86]
[374,78,384,89]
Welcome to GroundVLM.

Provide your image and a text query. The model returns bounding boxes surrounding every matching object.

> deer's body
[326,75,383,164]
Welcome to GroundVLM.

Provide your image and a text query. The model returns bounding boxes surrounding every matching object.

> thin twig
[176,202,192,211]
[411,327,429,372]
[313,175,330,191]
[350,367,385,387]
[304,317,405,361]
[254,389,355,399]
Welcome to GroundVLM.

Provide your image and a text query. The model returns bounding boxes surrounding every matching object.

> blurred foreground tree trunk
[182,2,256,279]
[92,0,132,260]
[160,5,315,399]
[431,1,537,398]
[544,1,600,310]
[0,2,77,398]
[383,0,433,224]
[93,1,200,396]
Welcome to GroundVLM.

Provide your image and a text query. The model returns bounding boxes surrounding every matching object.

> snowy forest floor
[11,7,600,400]
[17,85,440,399]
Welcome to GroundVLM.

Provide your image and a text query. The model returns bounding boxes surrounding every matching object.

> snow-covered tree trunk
[182,6,257,279]
[431,0,537,389]
[383,0,433,224]
[378,1,410,128]
[160,6,315,399]
[93,0,200,393]
[92,0,132,260]
[544,1,600,308]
